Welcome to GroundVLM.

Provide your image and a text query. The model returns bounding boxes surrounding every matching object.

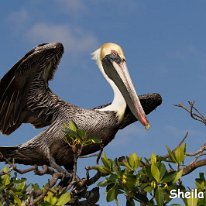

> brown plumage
[0,42,162,172]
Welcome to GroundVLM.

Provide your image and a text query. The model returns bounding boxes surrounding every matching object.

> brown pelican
[0,42,162,172]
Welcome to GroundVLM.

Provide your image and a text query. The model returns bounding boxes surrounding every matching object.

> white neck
[92,49,126,121]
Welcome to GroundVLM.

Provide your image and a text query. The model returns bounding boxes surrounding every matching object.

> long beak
[103,58,150,129]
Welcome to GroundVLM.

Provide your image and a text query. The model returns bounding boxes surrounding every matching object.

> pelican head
[92,43,150,129]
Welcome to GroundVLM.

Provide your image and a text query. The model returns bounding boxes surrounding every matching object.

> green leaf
[40,203,51,206]
[155,187,164,206]
[151,163,161,183]
[69,121,77,132]
[143,185,153,193]
[186,191,198,206]
[195,173,206,191]
[16,180,26,191]
[123,160,133,171]
[107,174,118,184]
[126,198,135,206]
[98,179,108,187]
[51,197,58,205]
[159,163,166,180]
[199,172,205,181]
[172,169,183,184]
[2,166,9,173]
[112,158,121,173]
[174,143,186,164]
[1,167,10,186]
[88,136,101,144]
[151,153,157,164]
[97,166,110,175]
[32,183,40,190]
[166,145,176,162]
[77,129,86,139]
[2,173,10,186]
[162,171,176,183]
[106,184,118,202]
[128,153,140,170]
[14,196,22,206]
[195,179,205,191]
[122,173,137,189]
[197,195,206,206]
[44,191,57,205]
[102,153,112,171]
[64,129,79,140]
[56,192,71,205]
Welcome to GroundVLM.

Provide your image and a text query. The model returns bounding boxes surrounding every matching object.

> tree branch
[183,158,206,176]
[30,172,63,205]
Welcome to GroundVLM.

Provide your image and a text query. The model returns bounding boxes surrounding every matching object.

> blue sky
[0,0,206,205]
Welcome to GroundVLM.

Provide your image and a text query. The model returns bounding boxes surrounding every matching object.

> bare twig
[96,144,104,165]
[174,101,206,174]
[186,143,206,157]
[30,172,63,205]
[12,165,37,174]
[178,132,189,147]
[72,144,82,182]
[1,155,58,177]
[34,165,57,176]
[175,101,206,125]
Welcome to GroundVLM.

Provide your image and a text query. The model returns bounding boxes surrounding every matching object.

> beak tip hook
[145,123,150,130]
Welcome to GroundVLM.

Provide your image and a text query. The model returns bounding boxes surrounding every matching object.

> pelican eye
[108,50,121,63]
[111,50,118,57]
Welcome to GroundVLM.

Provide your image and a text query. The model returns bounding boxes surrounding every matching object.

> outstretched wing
[0,43,64,135]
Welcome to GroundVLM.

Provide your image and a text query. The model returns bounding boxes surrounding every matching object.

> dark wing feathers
[0,43,64,135]
[0,62,28,134]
